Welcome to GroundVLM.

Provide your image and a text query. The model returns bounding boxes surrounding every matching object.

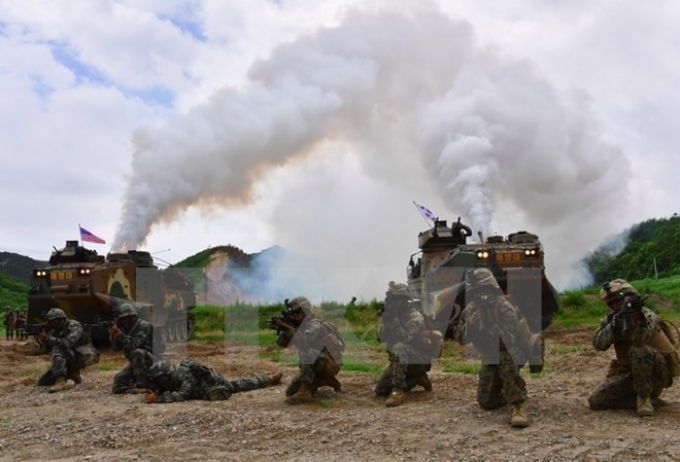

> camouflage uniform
[37,308,100,390]
[111,304,163,394]
[588,279,673,415]
[453,269,542,427]
[277,296,344,403]
[4,307,16,340]
[375,282,436,406]
[149,359,276,403]
[15,310,27,340]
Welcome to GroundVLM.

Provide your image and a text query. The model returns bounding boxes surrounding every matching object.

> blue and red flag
[79,226,106,244]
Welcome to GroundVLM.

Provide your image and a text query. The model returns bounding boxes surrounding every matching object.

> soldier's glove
[609,312,621,331]
[38,331,48,342]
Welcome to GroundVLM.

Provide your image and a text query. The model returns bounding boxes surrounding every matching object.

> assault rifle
[267,310,297,335]
[602,281,649,334]
[24,323,50,336]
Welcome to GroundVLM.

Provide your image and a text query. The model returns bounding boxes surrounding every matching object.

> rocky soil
[1,325,680,462]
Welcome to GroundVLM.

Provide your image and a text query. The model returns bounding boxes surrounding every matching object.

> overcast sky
[1,1,678,302]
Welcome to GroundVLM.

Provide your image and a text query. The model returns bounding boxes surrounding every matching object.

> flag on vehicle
[79,226,106,244]
[413,201,438,223]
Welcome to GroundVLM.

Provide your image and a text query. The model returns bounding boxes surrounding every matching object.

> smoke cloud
[113,6,631,295]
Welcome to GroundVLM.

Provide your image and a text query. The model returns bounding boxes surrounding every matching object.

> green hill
[0,272,28,310]
[584,215,680,284]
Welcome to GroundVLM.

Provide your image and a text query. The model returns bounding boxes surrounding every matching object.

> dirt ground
[1,325,680,462]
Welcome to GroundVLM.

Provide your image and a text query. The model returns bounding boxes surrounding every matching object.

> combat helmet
[45,307,67,322]
[286,296,313,313]
[465,268,501,295]
[386,281,411,299]
[116,302,138,321]
[148,360,175,378]
[600,279,639,303]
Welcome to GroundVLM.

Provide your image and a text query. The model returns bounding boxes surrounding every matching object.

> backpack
[657,320,680,377]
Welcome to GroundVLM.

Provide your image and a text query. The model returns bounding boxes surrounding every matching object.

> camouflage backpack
[318,319,345,362]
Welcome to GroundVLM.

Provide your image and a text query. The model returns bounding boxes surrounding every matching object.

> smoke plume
[113,6,631,293]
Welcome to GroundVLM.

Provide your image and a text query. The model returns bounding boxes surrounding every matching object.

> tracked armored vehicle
[407,218,559,336]
[27,241,196,345]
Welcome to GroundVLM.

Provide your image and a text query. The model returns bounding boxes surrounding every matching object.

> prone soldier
[143,359,282,403]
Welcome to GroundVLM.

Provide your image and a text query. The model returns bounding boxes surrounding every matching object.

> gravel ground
[1,325,680,462]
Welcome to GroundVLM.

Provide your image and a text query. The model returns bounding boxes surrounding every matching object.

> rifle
[602,281,649,334]
[24,323,50,336]
[266,310,297,335]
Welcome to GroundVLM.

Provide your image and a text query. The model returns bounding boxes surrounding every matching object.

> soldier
[143,359,282,403]
[453,268,543,428]
[110,303,163,394]
[588,279,676,416]
[4,306,16,340]
[374,281,442,407]
[15,309,27,341]
[273,296,345,405]
[36,308,100,392]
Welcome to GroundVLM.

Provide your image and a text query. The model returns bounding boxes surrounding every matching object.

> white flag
[413,201,438,223]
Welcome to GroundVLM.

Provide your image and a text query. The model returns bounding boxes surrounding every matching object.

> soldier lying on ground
[273,296,345,405]
[143,359,282,403]
[36,308,100,393]
[588,279,678,416]
[110,302,163,394]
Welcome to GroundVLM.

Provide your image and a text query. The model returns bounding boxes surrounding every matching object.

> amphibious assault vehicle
[27,240,196,345]
[407,218,559,336]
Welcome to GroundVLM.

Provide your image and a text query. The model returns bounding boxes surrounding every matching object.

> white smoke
[113,5,631,293]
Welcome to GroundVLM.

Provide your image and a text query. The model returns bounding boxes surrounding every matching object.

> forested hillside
[585,215,680,284]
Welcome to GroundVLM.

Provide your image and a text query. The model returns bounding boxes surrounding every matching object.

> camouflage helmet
[385,281,412,299]
[600,279,639,302]
[286,296,313,313]
[45,307,67,322]
[116,302,138,321]
[465,268,500,294]
[148,360,175,378]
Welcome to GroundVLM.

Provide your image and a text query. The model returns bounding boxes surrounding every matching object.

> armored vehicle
[407,218,559,336]
[27,240,196,345]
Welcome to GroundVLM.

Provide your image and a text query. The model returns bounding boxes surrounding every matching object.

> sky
[1,0,679,302]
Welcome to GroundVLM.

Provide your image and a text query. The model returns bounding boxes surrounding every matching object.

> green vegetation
[585,215,680,284]
[0,272,28,310]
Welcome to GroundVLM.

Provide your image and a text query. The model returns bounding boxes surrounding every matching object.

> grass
[442,363,481,375]
[97,363,117,371]
[550,345,581,355]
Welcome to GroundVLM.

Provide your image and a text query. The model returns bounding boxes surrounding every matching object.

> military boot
[637,396,654,416]
[48,376,72,393]
[285,385,314,405]
[509,403,530,427]
[385,389,406,407]
[415,374,432,392]
[268,371,283,386]
[68,369,82,384]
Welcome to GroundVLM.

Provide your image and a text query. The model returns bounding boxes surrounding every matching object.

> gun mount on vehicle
[407,218,560,336]
[27,240,196,345]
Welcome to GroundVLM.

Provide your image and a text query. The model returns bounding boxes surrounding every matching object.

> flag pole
[78,223,81,246]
